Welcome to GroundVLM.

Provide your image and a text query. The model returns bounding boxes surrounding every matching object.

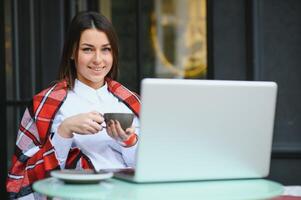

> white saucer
[50,169,113,184]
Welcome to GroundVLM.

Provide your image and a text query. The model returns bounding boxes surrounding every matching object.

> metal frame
[136,0,142,90]
[245,0,263,81]
[245,0,301,158]
[206,0,214,79]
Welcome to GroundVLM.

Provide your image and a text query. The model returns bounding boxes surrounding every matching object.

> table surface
[33,177,284,200]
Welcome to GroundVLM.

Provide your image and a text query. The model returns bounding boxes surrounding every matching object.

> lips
[88,66,105,71]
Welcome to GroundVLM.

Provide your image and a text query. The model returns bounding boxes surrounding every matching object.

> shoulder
[106,78,141,117]
[34,80,68,100]
[106,78,140,100]
[32,80,68,113]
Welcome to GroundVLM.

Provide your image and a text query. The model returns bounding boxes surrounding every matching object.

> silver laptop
[114,78,278,182]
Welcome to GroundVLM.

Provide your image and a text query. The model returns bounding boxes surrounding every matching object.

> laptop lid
[128,78,277,182]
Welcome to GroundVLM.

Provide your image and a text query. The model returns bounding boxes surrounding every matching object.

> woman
[7,11,140,199]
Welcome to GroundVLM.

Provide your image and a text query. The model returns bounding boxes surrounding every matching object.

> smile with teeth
[89,66,105,71]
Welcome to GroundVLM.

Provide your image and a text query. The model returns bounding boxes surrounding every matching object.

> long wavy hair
[59,11,119,89]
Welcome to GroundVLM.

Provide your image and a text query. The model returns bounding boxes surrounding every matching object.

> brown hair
[59,11,119,89]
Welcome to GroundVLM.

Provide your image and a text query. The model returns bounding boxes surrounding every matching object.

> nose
[93,50,102,64]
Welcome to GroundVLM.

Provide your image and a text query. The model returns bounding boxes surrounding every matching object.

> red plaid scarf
[6,78,140,199]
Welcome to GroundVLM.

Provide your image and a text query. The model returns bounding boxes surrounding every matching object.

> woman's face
[75,29,113,89]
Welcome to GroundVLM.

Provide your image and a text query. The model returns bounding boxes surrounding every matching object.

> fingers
[107,120,132,141]
[81,111,104,134]
[70,112,104,135]
[87,119,103,133]
[125,126,135,135]
[107,120,119,139]
[71,112,135,140]
[89,112,104,124]
[115,121,129,141]
[83,124,98,134]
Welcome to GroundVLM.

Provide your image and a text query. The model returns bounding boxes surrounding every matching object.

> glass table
[33,177,284,200]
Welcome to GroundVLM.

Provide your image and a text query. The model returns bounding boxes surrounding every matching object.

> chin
[89,76,106,84]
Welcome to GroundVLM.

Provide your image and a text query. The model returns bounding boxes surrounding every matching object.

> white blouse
[50,79,140,170]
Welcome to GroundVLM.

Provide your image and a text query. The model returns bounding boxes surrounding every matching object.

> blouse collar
[73,79,110,104]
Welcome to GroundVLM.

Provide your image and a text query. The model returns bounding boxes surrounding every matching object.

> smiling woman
[59,11,119,89]
[75,29,113,89]
[6,11,141,199]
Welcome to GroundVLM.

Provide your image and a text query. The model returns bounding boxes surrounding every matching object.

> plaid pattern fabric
[7,78,140,199]
[106,77,140,117]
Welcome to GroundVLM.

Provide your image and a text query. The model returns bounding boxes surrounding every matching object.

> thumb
[125,127,135,135]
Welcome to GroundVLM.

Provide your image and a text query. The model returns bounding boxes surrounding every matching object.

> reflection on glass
[151,0,207,79]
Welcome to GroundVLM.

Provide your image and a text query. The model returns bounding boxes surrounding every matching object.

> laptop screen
[128,78,277,182]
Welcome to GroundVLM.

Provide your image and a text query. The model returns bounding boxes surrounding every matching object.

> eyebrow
[81,43,111,47]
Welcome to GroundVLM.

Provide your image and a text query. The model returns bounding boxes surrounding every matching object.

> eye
[102,47,112,52]
[82,48,93,53]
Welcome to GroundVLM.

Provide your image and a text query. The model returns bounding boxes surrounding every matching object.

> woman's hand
[106,120,136,142]
[57,111,104,138]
